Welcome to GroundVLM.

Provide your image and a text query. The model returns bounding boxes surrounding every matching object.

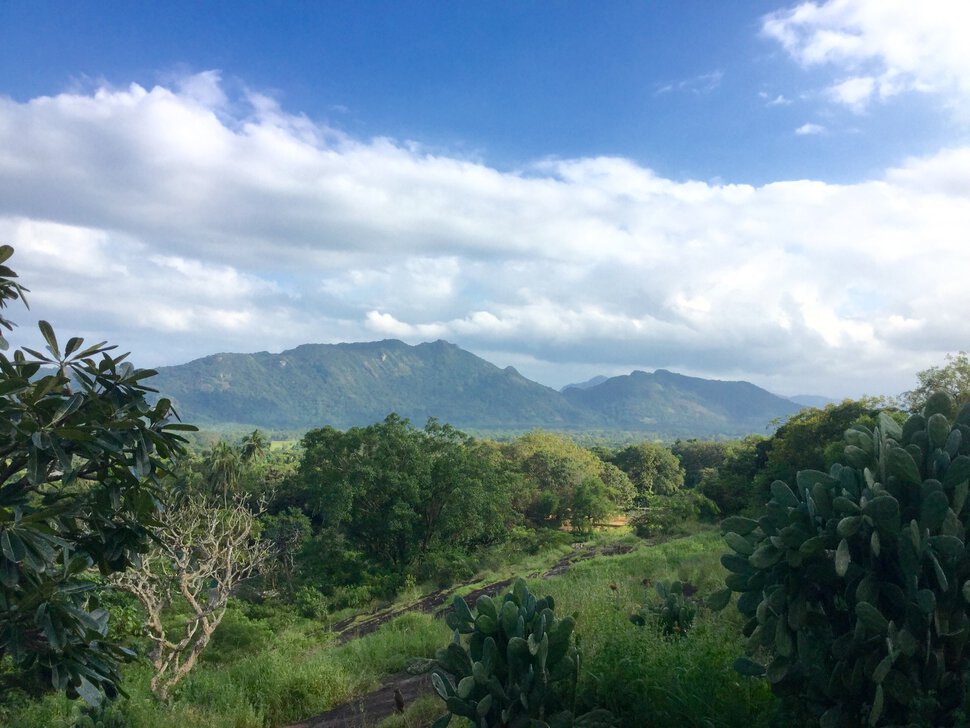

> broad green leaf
[887,446,922,485]
[38,320,59,359]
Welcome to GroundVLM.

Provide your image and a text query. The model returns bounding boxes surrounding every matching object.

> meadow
[3,529,779,728]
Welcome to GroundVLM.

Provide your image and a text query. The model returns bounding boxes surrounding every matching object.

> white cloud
[763,0,970,114]
[0,73,967,398]
[655,70,724,96]
[795,122,826,135]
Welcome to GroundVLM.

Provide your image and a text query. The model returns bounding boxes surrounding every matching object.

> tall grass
[531,531,778,728]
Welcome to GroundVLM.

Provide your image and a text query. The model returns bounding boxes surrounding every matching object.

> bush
[630,491,718,538]
[630,580,698,637]
[718,393,970,727]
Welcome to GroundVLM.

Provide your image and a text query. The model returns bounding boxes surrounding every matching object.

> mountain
[560,375,609,392]
[561,369,802,438]
[151,340,805,437]
[788,394,837,408]
[152,339,601,431]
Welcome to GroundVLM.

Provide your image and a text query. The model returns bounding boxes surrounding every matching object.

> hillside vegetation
[151,339,801,438]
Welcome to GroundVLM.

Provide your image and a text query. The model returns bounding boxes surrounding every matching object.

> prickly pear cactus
[431,578,613,728]
[715,393,970,727]
[630,580,697,636]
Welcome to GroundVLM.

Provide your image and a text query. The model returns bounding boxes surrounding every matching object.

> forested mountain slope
[153,339,802,436]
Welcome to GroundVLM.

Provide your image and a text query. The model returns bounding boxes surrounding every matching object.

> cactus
[431,578,614,728]
[714,394,970,726]
[630,580,697,636]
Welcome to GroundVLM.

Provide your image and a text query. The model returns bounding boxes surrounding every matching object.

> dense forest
[3,247,970,728]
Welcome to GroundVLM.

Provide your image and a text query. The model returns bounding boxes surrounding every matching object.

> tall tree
[609,442,685,503]
[0,246,194,703]
[298,415,517,572]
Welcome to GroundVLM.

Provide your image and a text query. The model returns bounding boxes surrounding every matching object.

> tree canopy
[904,352,970,412]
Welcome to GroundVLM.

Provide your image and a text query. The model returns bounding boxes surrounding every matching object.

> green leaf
[770,480,799,508]
[887,447,922,485]
[869,683,884,726]
[724,531,754,556]
[856,602,889,634]
[878,412,904,441]
[1,530,26,562]
[720,516,758,535]
[930,552,949,591]
[944,455,970,490]
[927,413,951,449]
[835,538,850,577]
[732,656,765,677]
[38,320,59,359]
[920,490,950,532]
[707,588,731,611]
[923,392,954,420]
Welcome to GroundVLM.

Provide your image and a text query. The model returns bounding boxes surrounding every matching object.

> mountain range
[150,339,805,438]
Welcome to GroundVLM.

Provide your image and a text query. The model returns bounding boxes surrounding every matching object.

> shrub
[717,393,970,727]
[630,580,698,637]
[630,491,718,538]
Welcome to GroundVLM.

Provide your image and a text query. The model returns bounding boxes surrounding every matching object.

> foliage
[753,399,885,499]
[904,352,970,412]
[507,431,633,528]
[297,415,519,576]
[696,436,764,515]
[630,580,698,637]
[110,492,269,700]
[259,506,312,596]
[629,490,718,539]
[431,577,614,728]
[717,392,970,726]
[671,439,730,488]
[0,246,194,704]
[608,442,684,501]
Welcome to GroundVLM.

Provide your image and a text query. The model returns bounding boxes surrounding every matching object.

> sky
[0,0,968,400]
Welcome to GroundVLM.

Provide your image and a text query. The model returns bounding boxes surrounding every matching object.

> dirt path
[288,543,633,728]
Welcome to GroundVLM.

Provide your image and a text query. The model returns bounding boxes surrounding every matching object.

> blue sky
[0,1,968,399]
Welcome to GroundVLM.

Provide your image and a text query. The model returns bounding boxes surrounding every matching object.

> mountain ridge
[151,339,803,438]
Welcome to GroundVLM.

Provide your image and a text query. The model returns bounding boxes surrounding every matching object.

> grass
[1,528,780,728]
[529,531,777,728]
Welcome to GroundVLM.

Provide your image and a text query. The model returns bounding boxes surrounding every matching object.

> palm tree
[240,429,268,462]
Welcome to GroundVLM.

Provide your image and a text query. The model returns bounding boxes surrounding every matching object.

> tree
[903,352,970,412]
[609,442,685,502]
[298,415,518,576]
[505,431,633,528]
[240,429,268,462]
[671,439,729,488]
[110,493,269,700]
[0,246,194,703]
[753,399,885,500]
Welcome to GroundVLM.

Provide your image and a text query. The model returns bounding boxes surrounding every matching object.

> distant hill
[788,394,837,408]
[561,369,802,438]
[152,339,601,432]
[152,340,805,438]
[560,375,609,392]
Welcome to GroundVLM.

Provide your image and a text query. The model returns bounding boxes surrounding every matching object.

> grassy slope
[5,530,779,728]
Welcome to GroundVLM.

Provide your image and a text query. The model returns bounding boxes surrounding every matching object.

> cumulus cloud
[762,0,970,115]
[795,122,826,135]
[0,74,967,398]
